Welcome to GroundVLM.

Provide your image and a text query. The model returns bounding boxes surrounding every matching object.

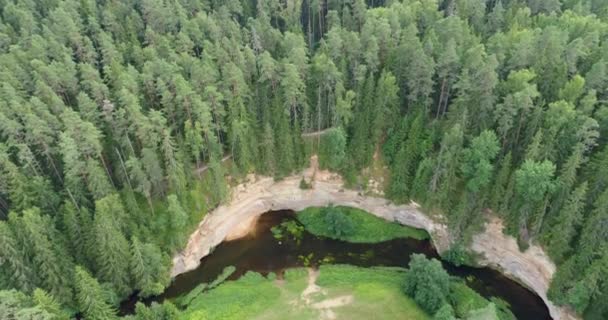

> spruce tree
[74,266,118,320]
[545,182,588,263]
[21,208,74,305]
[92,196,131,297]
[33,288,70,320]
[0,221,35,293]
[130,237,168,297]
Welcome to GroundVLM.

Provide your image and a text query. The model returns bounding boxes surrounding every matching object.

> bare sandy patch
[225,214,259,241]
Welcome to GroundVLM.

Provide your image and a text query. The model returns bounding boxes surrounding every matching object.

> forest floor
[172,156,578,320]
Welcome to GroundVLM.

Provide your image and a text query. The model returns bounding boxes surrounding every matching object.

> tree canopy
[1,0,608,318]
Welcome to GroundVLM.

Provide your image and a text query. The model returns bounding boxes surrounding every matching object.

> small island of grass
[296,206,429,243]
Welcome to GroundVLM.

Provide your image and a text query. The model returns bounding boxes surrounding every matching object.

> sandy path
[171,163,578,320]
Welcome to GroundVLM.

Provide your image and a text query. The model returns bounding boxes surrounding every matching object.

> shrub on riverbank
[297,206,429,242]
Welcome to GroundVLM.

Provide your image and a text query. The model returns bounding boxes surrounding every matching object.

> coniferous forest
[1,0,608,319]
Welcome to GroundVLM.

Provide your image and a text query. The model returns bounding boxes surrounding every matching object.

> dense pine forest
[1,0,608,319]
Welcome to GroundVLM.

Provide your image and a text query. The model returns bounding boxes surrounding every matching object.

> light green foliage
[297,206,428,243]
[513,159,556,236]
[433,304,456,320]
[403,254,451,314]
[466,303,500,320]
[461,130,500,193]
[131,302,179,320]
[559,75,586,103]
[182,265,430,320]
[449,282,492,318]
[271,220,304,243]
[32,288,70,320]
[180,271,281,320]
[0,290,55,320]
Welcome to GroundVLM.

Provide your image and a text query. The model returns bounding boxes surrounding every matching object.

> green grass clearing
[297,206,429,243]
[179,265,430,320]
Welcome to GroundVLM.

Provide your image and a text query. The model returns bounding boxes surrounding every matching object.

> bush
[442,244,477,267]
[324,207,354,238]
[433,304,456,320]
[403,254,451,314]
[299,177,312,189]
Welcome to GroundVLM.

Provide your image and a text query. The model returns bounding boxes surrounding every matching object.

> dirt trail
[171,159,578,320]
[297,268,353,320]
[301,268,323,305]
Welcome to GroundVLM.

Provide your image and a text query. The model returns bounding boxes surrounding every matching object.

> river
[121,210,551,319]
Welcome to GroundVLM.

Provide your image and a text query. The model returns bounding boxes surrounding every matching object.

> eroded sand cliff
[172,165,577,320]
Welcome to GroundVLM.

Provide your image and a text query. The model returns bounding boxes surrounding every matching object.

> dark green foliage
[74,266,118,320]
[318,128,347,171]
[442,244,477,267]
[0,221,35,293]
[93,196,131,297]
[403,254,451,314]
[299,177,312,189]
[167,194,188,248]
[324,207,355,238]
[130,237,170,298]
[0,0,607,317]
[20,208,74,305]
[387,112,428,203]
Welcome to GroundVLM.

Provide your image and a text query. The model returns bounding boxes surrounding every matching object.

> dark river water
[121,210,551,320]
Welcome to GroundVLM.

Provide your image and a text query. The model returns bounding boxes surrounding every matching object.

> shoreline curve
[171,167,578,320]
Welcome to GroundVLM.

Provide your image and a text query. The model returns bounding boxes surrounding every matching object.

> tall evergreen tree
[74,266,118,320]
[92,196,131,297]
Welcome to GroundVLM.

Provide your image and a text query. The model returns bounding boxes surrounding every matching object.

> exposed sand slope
[171,165,578,320]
